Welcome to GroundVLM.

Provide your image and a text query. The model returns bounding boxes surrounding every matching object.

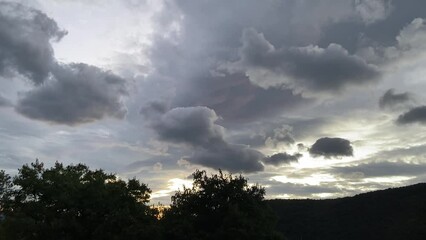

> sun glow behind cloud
[271,174,337,186]
[151,178,193,200]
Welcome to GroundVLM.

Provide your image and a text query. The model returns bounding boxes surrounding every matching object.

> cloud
[230,133,267,148]
[332,161,426,178]
[140,101,168,119]
[172,73,308,123]
[309,137,354,158]
[0,94,12,107]
[263,152,302,166]
[15,63,128,125]
[379,89,415,110]
[313,4,426,71]
[0,3,129,125]
[144,105,264,172]
[397,106,426,125]
[150,106,224,147]
[266,180,342,197]
[230,123,296,149]
[225,28,380,97]
[265,125,295,148]
[360,18,426,63]
[186,144,264,173]
[0,2,67,84]
[396,18,426,53]
[354,0,393,25]
[145,0,363,123]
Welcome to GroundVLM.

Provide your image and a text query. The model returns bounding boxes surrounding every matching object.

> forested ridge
[268,183,426,240]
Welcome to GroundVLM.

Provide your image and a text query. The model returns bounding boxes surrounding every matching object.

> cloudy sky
[2,0,426,203]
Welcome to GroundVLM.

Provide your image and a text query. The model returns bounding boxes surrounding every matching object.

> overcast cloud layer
[1,0,426,203]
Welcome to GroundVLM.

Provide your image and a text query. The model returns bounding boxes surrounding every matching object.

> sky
[1,0,426,203]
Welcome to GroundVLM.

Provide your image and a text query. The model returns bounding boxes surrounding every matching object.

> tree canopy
[0,160,160,240]
[161,170,283,240]
[0,161,282,240]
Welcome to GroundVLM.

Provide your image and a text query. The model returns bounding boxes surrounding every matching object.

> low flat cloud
[266,180,342,197]
[379,89,415,110]
[263,152,302,166]
[225,28,380,97]
[143,105,264,172]
[0,2,67,84]
[16,63,128,125]
[397,106,426,125]
[332,161,426,178]
[309,137,354,158]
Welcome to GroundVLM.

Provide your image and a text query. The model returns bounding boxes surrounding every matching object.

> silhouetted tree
[0,160,160,240]
[161,170,283,240]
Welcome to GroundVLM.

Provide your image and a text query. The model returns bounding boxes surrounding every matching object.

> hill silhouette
[268,183,426,240]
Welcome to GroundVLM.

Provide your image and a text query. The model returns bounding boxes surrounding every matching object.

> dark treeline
[268,183,426,240]
[1,161,426,240]
[0,161,282,240]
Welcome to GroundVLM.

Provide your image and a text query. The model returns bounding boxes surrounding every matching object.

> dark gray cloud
[265,125,295,148]
[0,3,129,125]
[0,94,12,107]
[145,106,264,172]
[140,101,168,119]
[229,123,297,148]
[146,0,426,128]
[151,106,224,147]
[309,137,354,158]
[263,152,302,166]
[297,143,306,151]
[146,31,308,122]
[354,0,393,25]
[0,2,67,84]
[173,73,308,123]
[226,28,380,96]
[379,89,415,110]
[186,144,264,173]
[15,63,128,125]
[230,133,267,148]
[167,0,356,48]
[148,0,355,123]
[397,106,426,125]
[354,17,426,65]
[319,0,426,54]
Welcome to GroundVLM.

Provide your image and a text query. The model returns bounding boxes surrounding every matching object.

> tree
[161,170,284,240]
[0,160,161,240]
[0,170,12,208]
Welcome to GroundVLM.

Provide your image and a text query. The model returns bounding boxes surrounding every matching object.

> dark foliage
[0,160,160,240]
[0,162,283,240]
[268,183,426,240]
[3,160,425,240]
[161,170,283,240]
